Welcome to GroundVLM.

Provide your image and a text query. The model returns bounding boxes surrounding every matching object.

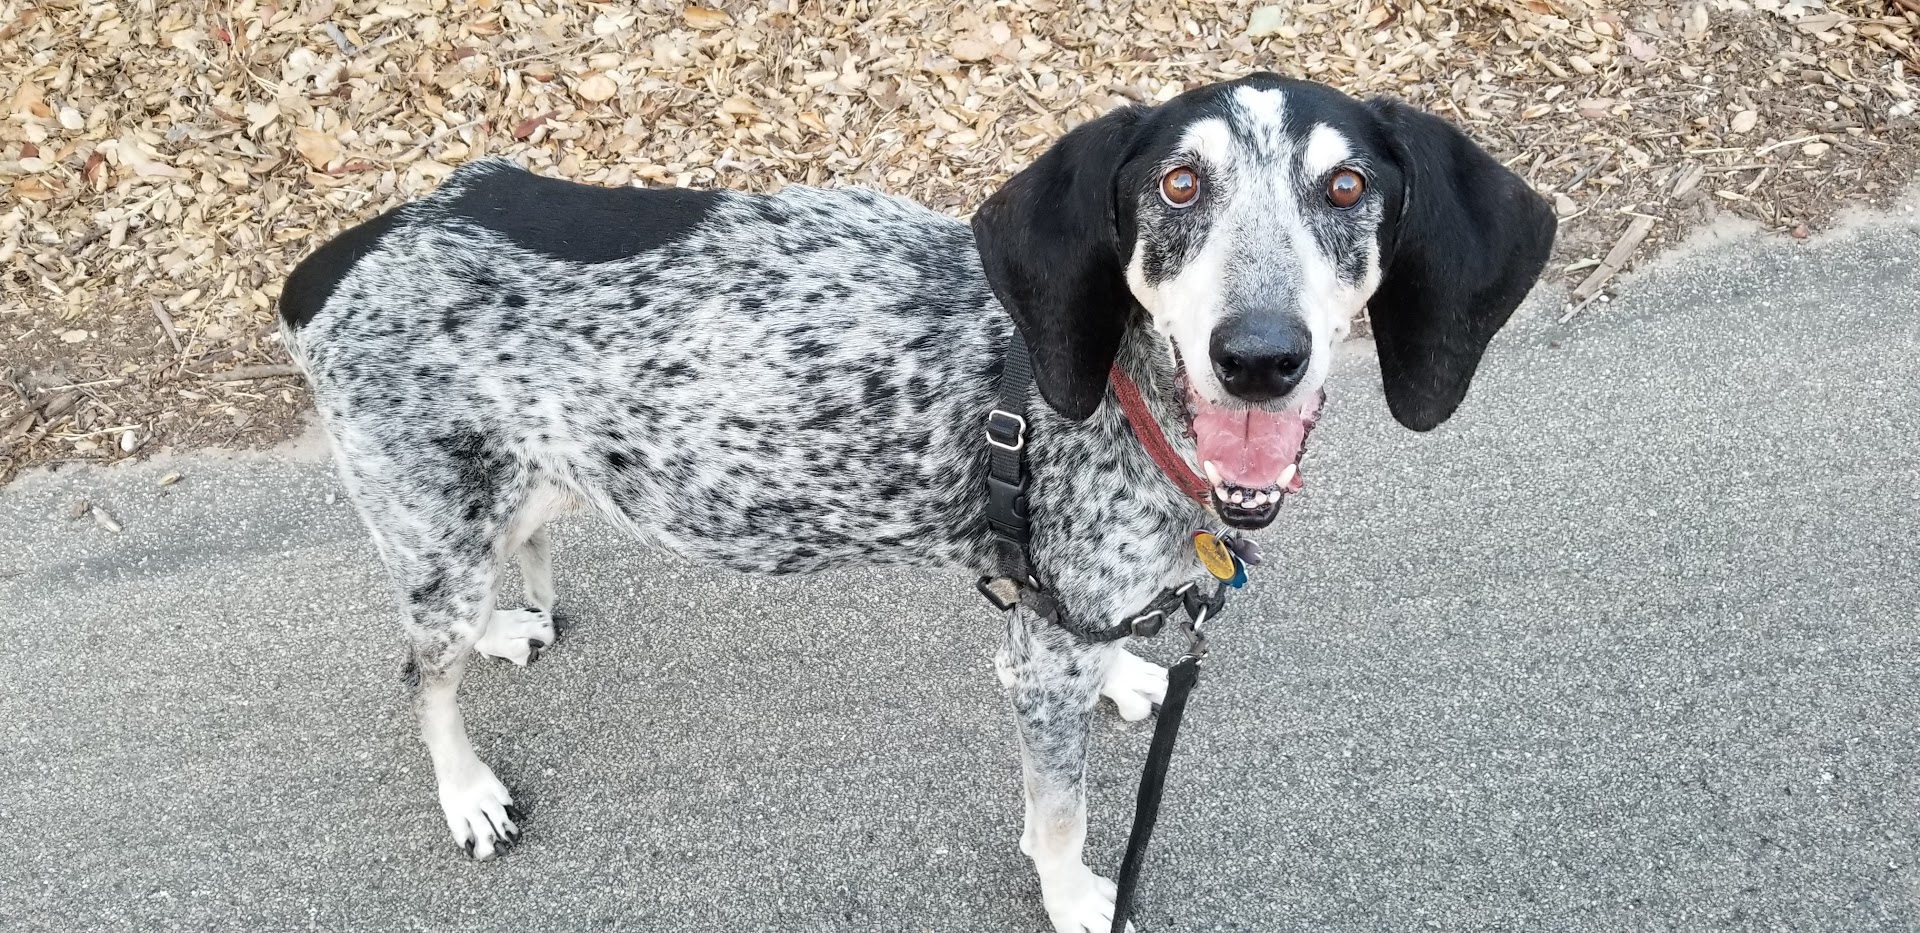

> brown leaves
[10,81,49,119]
[512,112,558,141]
[291,128,343,170]
[576,73,619,103]
[0,0,1916,485]
[682,6,732,30]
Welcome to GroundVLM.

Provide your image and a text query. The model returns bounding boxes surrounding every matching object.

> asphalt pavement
[3,208,1918,932]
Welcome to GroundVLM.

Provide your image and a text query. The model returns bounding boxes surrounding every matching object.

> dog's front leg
[1003,607,1134,933]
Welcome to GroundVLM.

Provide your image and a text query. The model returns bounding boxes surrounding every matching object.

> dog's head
[971,74,1555,528]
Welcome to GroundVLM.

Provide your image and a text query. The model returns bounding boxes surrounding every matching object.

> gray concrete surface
[4,210,1918,933]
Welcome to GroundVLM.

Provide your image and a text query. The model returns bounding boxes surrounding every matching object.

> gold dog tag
[1193,531,1237,581]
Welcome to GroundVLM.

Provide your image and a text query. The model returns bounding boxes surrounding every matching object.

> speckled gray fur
[283,161,1205,897]
[281,72,1553,932]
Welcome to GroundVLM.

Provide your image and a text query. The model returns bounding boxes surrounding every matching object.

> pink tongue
[1190,393,1320,491]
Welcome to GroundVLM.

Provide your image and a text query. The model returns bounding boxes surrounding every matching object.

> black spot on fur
[440,160,724,264]
[280,205,409,329]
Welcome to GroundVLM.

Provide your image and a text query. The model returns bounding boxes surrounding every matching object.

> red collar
[1108,364,1213,506]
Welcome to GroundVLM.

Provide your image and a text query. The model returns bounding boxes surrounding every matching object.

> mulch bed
[3,0,1916,485]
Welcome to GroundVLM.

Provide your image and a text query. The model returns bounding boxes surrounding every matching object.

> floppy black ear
[971,106,1147,421]
[1366,98,1556,432]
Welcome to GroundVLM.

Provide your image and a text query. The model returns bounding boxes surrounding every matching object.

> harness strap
[979,333,1219,640]
[984,329,1035,589]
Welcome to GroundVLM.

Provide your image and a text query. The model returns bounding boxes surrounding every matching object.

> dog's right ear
[971,106,1147,421]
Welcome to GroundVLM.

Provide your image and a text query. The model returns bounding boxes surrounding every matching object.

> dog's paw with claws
[1100,648,1168,721]
[476,608,556,666]
[1040,863,1135,933]
[438,763,521,860]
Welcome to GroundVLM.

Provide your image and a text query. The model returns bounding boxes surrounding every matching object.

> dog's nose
[1209,316,1313,402]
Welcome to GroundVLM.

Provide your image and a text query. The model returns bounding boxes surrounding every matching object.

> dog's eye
[1160,167,1200,208]
[1327,169,1366,209]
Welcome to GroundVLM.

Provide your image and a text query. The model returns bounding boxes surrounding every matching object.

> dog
[280,73,1553,932]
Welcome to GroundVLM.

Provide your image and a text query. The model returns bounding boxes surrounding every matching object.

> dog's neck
[1110,322,1193,460]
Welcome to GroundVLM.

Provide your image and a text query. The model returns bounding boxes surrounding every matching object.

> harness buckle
[1128,610,1167,638]
[976,576,1023,612]
[985,474,1031,539]
[985,409,1027,451]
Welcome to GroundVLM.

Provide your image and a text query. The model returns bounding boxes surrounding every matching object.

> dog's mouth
[1173,362,1323,530]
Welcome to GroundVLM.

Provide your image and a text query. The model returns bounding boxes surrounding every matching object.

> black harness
[977,330,1229,933]
[977,331,1229,641]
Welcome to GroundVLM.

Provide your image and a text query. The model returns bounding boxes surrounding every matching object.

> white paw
[994,647,1016,689]
[475,608,556,666]
[1039,862,1134,933]
[1100,649,1167,722]
[438,762,520,860]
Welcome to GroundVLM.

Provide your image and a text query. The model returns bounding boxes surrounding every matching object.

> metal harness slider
[985,409,1027,451]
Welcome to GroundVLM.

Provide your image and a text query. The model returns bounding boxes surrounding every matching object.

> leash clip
[1175,581,1226,661]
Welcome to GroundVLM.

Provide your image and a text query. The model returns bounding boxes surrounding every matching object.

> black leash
[978,329,1229,932]
[1111,651,1200,933]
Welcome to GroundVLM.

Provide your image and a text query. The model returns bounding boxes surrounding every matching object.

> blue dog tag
[1225,554,1248,589]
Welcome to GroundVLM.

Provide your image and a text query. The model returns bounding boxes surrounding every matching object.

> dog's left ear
[971,106,1147,421]
[1366,98,1556,431]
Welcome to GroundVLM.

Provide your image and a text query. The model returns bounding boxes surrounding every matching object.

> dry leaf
[11,81,49,118]
[683,6,731,29]
[1247,6,1287,38]
[577,73,618,102]
[292,128,343,169]
[1731,110,1759,133]
[1684,4,1711,41]
[92,506,122,534]
[512,111,557,141]
[1625,32,1659,62]
[950,38,994,62]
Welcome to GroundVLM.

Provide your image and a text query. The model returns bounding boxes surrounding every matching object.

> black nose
[1210,317,1313,402]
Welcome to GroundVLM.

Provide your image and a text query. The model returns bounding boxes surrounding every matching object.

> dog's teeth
[1214,484,1229,500]
[1278,463,1298,486]
[1230,490,1245,505]
[1203,460,1223,486]
[1250,491,1269,506]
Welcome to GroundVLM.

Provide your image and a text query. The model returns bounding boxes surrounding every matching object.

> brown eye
[1327,169,1366,209]
[1160,166,1200,208]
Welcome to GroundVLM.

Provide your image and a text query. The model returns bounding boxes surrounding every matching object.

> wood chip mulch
[4,0,1917,486]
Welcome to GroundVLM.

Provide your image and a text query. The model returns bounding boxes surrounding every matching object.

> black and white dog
[282,74,1552,932]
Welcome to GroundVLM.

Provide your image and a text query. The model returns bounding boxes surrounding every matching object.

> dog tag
[1193,531,1237,582]
[1225,553,1249,589]
[1222,533,1263,567]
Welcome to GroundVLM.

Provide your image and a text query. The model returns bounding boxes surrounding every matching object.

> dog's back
[283,160,1005,574]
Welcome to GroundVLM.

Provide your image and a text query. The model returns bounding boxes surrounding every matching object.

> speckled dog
[281,74,1552,933]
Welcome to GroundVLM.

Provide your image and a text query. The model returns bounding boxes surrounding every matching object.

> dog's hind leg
[473,492,563,665]
[1002,608,1135,933]
[336,436,529,860]
[516,525,555,613]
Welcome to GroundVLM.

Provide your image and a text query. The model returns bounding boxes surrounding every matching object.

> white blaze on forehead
[1228,86,1289,142]
[1177,116,1233,168]
[1302,124,1352,180]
